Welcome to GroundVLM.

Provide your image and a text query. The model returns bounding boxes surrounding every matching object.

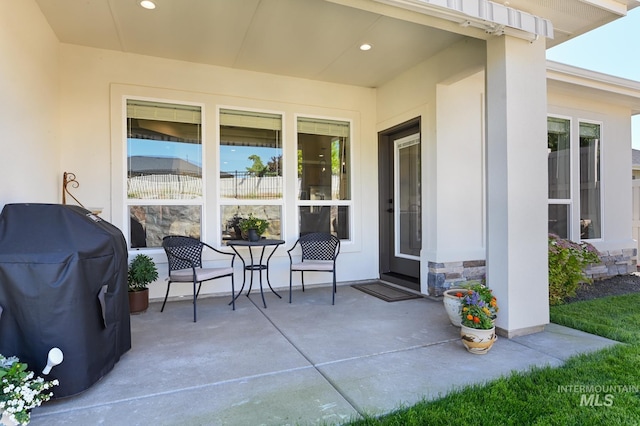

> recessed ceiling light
[359,43,372,51]
[140,1,156,10]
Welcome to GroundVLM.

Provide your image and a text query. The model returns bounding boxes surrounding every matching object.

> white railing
[127,173,343,200]
[127,174,202,199]
[219,172,282,199]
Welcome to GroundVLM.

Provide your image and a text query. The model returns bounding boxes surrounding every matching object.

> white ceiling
[35,0,634,88]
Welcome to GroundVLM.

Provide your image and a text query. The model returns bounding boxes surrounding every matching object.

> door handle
[386,208,393,213]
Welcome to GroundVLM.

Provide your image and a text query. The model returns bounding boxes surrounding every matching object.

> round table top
[226,239,285,247]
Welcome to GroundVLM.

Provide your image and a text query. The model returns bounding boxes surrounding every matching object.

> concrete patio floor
[30,282,618,425]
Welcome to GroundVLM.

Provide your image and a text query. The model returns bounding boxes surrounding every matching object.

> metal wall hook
[62,171,85,207]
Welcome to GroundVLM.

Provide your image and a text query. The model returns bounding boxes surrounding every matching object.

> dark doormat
[352,281,422,302]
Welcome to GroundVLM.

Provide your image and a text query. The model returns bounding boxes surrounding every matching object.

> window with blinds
[297,117,351,239]
[126,99,203,248]
[579,121,601,239]
[219,109,283,241]
[547,116,571,238]
[547,116,603,241]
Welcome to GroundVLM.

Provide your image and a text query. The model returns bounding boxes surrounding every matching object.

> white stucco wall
[58,44,379,300]
[434,71,485,261]
[0,0,60,207]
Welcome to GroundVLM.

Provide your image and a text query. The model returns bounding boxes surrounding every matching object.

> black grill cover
[0,204,131,398]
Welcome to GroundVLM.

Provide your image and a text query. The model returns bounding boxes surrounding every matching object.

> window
[548,204,569,239]
[126,100,203,248]
[297,117,350,238]
[579,122,601,239]
[547,116,602,241]
[219,109,283,240]
[547,117,571,238]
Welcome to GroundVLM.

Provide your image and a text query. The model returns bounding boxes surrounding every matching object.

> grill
[0,204,131,398]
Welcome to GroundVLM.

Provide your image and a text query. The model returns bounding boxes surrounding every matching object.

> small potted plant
[127,253,158,314]
[459,288,499,355]
[0,354,58,425]
[239,214,269,242]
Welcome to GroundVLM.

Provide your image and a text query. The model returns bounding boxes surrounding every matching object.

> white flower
[0,354,58,425]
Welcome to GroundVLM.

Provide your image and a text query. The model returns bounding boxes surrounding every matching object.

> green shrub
[127,254,158,292]
[548,233,600,305]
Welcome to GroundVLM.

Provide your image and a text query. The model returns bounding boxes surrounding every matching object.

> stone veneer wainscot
[427,260,486,297]
[427,247,637,297]
[584,248,637,279]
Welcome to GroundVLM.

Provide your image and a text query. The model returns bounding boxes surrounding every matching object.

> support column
[485,35,549,337]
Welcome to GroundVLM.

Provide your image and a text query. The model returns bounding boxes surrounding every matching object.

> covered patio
[30,283,616,425]
[1,0,636,342]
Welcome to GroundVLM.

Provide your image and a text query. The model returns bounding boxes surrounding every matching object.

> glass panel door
[394,134,421,259]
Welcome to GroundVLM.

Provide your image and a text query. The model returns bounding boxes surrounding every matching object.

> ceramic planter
[442,289,465,327]
[247,228,260,242]
[460,324,497,355]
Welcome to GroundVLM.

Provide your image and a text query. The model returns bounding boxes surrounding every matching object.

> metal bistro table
[226,239,285,308]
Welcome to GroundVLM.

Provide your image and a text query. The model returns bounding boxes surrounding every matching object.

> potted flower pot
[239,214,269,241]
[458,286,499,354]
[127,254,158,314]
[247,228,260,242]
[443,289,465,327]
[460,325,497,355]
[0,354,58,425]
[128,288,150,314]
[2,411,18,426]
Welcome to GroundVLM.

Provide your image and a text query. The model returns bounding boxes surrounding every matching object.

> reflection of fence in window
[127,175,202,199]
[220,171,282,199]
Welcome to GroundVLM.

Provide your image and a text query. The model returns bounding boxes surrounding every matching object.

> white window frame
[111,86,361,254]
[123,96,206,250]
[576,118,604,242]
[547,114,573,240]
[295,114,353,241]
[547,114,605,242]
[216,105,286,245]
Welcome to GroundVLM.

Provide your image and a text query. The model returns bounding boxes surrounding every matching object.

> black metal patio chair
[287,232,340,305]
[161,236,235,322]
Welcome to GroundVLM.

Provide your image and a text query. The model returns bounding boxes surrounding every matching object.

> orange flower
[473,316,480,323]
[466,314,474,321]
[455,292,463,298]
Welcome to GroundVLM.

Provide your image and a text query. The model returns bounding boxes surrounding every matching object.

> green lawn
[549,293,640,345]
[345,293,640,425]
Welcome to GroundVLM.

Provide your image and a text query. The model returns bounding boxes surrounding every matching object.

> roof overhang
[35,0,640,88]
[547,60,640,115]
[372,0,554,41]
[580,0,638,16]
